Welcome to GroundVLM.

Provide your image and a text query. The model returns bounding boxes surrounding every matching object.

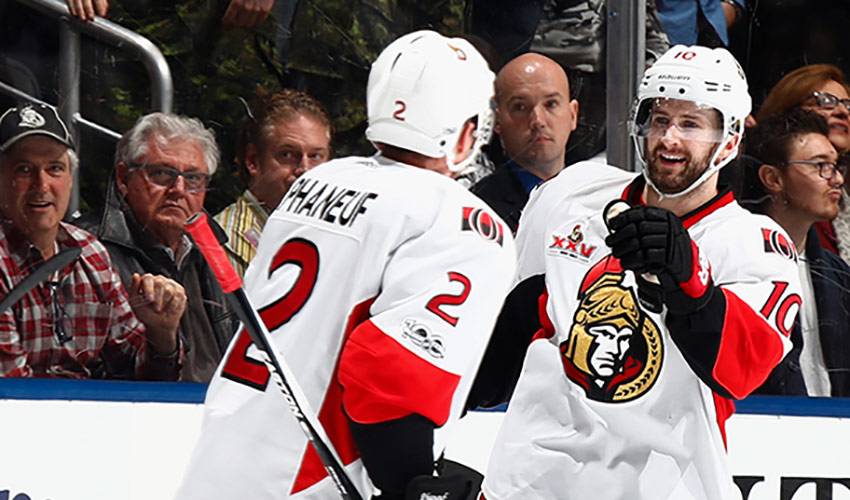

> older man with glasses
[80,112,236,382]
[0,103,185,379]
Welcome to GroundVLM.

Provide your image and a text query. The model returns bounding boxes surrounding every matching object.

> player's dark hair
[739,108,831,212]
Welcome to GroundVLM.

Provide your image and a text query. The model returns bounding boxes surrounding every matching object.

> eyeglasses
[128,163,210,193]
[784,159,848,180]
[810,91,850,111]
[48,280,72,344]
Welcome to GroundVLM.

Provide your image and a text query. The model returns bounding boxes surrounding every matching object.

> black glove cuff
[349,414,435,499]
[405,473,475,500]
[660,273,715,315]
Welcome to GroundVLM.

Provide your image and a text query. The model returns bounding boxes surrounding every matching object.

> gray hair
[115,112,220,175]
[68,149,79,171]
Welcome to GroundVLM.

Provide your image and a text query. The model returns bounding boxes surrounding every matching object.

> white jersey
[177,155,516,499]
[482,162,800,500]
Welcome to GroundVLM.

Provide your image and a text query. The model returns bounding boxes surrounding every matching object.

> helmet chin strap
[641,134,738,201]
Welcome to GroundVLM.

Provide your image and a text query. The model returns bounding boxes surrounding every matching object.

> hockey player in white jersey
[477,45,802,500]
[176,31,516,500]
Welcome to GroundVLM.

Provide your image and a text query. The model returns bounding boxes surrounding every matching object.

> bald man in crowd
[472,52,579,233]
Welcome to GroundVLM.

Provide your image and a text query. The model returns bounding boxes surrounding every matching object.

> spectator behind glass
[471,53,578,234]
[78,113,236,382]
[215,88,332,276]
[757,64,850,264]
[655,0,746,47]
[470,1,669,167]
[741,108,850,397]
[0,103,184,379]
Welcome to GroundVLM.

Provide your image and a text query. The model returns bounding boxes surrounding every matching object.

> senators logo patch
[547,224,598,263]
[560,258,663,402]
[762,228,797,261]
[462,207,504,246]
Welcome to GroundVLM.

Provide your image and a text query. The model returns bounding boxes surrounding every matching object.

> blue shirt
[656,0,746,46]
[508,161,544,194]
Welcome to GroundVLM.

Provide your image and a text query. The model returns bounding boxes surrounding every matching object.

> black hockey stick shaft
[0,246,81,315]
[185,213,363,500]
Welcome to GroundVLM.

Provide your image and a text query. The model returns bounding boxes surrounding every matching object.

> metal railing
[0,0,173,213]
[606,0,646,172]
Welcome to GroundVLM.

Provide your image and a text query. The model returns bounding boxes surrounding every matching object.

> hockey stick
[184,212,363,500]
[0,246,81,315]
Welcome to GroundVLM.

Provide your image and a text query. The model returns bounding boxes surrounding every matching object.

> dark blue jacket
[757,227,850,397]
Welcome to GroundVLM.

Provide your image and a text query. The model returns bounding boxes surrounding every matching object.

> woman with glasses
[758,64,850,154]
[756,64,850,264]
[739,108,850,397]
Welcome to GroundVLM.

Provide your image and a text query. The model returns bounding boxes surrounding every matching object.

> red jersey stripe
[290,297,375,495]
[339,320,461,426]
[712,289,786,400]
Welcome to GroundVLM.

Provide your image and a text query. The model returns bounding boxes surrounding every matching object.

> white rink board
[445,411,850,500]
[1,398,850,500]
[0,399,204,500]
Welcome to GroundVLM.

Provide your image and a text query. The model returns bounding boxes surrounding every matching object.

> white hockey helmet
[366,30,495,173]
[631,45,752,198]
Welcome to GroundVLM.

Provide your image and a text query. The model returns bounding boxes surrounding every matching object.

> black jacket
[757,227,850,397]
[77,180,237,382]
[471,164,529,235]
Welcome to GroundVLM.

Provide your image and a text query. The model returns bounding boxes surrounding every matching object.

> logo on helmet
[447,43,467,61]
[560,259,663,402]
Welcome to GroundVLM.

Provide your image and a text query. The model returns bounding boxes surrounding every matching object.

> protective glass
[129,163,210,193]
[632,98,724,144]
[810,91,850,111]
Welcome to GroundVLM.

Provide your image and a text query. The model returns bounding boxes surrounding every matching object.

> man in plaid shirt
[0,103,186,379]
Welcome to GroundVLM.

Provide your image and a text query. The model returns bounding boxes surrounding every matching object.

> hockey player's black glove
[604,205,713,314]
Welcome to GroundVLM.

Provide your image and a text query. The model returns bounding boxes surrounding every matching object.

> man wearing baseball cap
[0,102,186,379]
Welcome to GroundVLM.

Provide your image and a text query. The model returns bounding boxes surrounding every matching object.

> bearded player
[478,45,801,500]
[176,31,516,500]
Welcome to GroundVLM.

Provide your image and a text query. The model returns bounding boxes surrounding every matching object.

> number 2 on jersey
[425,271,471,326]
[221,239,319,391]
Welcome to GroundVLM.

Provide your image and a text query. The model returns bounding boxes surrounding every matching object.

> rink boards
[1,379,849,500]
